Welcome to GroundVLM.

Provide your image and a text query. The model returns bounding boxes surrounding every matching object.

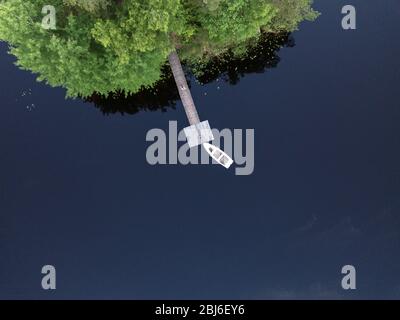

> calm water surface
[0,0,400,299]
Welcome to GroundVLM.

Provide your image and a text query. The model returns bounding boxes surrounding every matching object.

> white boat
[203,143,234,169]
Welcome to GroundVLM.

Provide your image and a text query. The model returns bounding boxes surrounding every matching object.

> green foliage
[62,0,111,13]
[199,1,275,51]
[269,0,320,31]
[0,0,318,97]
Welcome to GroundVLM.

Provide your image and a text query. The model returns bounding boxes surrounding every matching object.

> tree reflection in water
[85,32,294,116]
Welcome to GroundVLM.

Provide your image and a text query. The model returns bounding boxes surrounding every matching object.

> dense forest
[0,0,318,98]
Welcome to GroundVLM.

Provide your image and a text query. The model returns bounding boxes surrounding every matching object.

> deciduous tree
[0,0,318,98]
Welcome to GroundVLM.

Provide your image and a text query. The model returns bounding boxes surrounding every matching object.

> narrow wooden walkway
[168,50,201,126]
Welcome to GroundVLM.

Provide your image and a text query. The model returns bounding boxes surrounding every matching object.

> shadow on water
[86,65,180,116]
[84,32,295,116]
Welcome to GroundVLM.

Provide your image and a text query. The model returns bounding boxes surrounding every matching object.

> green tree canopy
[0,0,318,97]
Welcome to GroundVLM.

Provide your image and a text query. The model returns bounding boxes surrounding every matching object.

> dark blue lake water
[1,0,400,299]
